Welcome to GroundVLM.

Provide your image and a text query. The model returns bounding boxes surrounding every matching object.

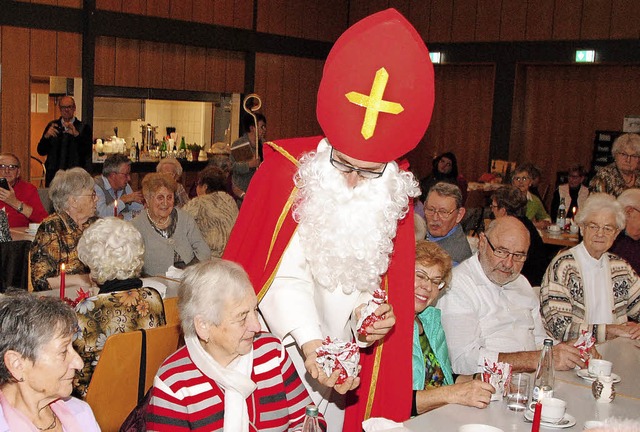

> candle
[572,206,577,218]
[114,199,118,217]
[60,263,66,299]
[531,401,542,432]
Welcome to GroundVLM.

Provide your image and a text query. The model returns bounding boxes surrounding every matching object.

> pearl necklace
[146,209,170,228]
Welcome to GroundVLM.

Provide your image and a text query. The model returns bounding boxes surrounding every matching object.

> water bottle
[532,339,555,402]
[556,198,566,229]
[301,405,321,432]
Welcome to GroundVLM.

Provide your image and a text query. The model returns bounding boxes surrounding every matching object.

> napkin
[362,418,410,432]
[165,266,185,280]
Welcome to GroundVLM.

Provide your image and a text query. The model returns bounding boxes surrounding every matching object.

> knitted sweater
[146,333,325,431]
[540,247,640,342]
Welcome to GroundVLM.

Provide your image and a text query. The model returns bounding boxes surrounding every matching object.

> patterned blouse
[29,212,96,291]
[588,163,640,197]
[72,285,166,398]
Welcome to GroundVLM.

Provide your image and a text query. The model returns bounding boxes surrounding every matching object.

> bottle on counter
[556,198,566,229]
[160,139,167,159]
[135,142,140,162]
[532,339,555,402]
[179,136,187,159]
[300,405,321,432]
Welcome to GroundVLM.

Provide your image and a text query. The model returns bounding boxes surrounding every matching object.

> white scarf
[185,335,256,432]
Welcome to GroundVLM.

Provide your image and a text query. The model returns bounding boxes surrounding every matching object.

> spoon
[524,417,571,426]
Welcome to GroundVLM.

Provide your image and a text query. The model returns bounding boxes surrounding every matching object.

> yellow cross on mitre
[345,67,404,140]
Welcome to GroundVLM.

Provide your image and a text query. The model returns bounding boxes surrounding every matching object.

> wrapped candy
[315,337,360,384]
[481,358,512,401]
[574,330,596,366]
[356,288,388,335]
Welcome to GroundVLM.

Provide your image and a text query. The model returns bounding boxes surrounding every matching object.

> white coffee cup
[588,359,612,377]
[569,224,579,234]
[548,225,561,232]
[458,424,504,432]
[28,223,39,232]
[531,398,566,423]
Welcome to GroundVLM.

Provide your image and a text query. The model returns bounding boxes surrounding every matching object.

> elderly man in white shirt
[439,216,584,375]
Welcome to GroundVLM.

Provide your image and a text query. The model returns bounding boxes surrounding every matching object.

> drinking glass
[506,373,530,411]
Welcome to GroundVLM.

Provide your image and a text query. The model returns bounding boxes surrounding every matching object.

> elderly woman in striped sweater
[146,259,324,431]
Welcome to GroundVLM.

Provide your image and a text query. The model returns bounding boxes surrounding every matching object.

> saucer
[524,410,576,429]
[576,369,621,383]
[547,228,562,234]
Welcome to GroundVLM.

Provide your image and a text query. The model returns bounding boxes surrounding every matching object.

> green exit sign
[575,50,595,63]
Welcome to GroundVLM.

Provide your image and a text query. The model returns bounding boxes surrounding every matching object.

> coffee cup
[548,225,561,233]
[588,359,612,377]
[569,224,579,234]
[458,424,504,432]
[528,398,566,423]
[28,223,39,232]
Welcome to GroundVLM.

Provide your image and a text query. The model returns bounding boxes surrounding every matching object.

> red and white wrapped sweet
[315,337,360,384]
[481,358,512,401]
[574,330,596,366]
[356,288,388,335]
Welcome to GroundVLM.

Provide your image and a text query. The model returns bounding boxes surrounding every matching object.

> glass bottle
[556,198,566,229]
[301,405,321,432]
[179,136,187,159]
[532,339,555,402]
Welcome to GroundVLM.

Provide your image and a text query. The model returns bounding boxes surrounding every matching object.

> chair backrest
[37,188,53,213]
[84,323,182,432]
[163,296,180,326]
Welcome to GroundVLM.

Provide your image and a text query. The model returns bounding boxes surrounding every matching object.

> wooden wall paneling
[348,0,372,26]
[96,0,122,11]
[30,29,57,77]
[474,0,502,42]
[581,0,612,39]
[169,0,192,22]
[316,0,348,41]
[408,1,431,42]
[301,0,320,40]
[592,66,640,130]
[263,54,284,141]
[147,0,170,18]
[214,0,235,27]
[56,31,82,78]
[254,53,269,97]
[500,0,527,41]
[161,43,186,90]
[94,36,116,86]
[122,0,147,15]
[525,0,554,40]
[184,46,207,91]
[58,0,83,8]
[284,0,303,38]
[225,51,245,93]
[429,0,453,42]
[552,0,583,40]
[414,65,494,183]
[205,48,227,93]
[233,0,254,30]
[279,55,300,139]
[609,0,640,39]
[261,0,286,35]
[451,0,477,42]
[31,0,56,5]
[138,41,164,88]
[1,27,31,169]
[114,38,140,87]
[388,0,410,19]
[192,0,215,24]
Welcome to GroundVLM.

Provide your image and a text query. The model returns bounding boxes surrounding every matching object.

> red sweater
[1,180,48,227]
[146,333,326,431]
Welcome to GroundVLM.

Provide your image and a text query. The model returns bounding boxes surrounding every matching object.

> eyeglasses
[489,203,499,209]
[616,152,640,161]
[115,171,131,177]
[329,149,387,179]
[0,164,19,171]
[584,223,617,235]
[425,207,457,219]
[59,105,75,110]
[415,269,446,290]
[513,176,530,182]
[485,236,528,262]
[76,191,97,199]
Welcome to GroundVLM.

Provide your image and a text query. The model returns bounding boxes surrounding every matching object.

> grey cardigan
[131,208,211,276]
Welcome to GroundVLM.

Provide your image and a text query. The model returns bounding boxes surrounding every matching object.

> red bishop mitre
[316,8,435,163]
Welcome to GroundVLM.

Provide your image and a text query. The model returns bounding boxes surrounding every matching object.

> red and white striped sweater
[146,332,326,431]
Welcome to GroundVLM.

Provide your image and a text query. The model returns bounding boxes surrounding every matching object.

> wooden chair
[163,296,180,326]
[84,323,182,432]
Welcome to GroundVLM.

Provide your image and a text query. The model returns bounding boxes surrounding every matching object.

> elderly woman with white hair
[589,133,640,196]
[540,193,640,343]
[74,217,166,397]
[156,157,189,207]
[610,188,640,274]
[147,259,324,431]
[30,167,97,291]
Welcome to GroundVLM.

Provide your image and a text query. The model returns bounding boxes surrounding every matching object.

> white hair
[617,188,640,210]
[292,139,419,295]
[575,193,626,230]
[77,218,144,284]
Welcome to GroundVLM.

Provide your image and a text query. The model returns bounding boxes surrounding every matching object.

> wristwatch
[16,202,24,213]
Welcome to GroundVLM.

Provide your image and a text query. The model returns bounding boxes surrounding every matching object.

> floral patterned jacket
[72,286,166,398]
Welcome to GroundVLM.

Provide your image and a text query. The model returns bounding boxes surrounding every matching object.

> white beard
[293,139,419,295]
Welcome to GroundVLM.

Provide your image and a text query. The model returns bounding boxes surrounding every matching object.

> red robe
[223,136,415,428]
